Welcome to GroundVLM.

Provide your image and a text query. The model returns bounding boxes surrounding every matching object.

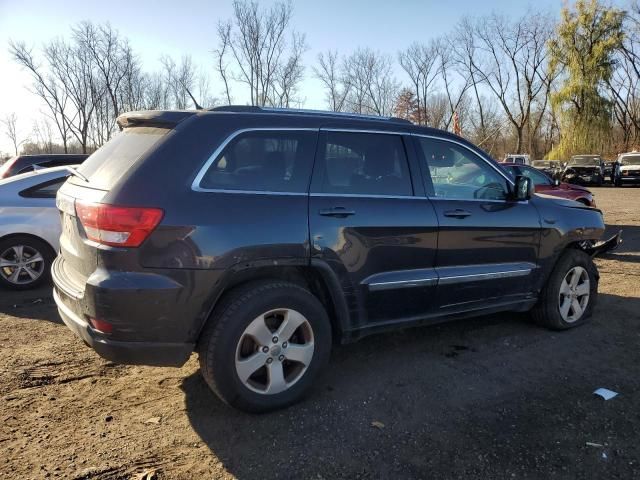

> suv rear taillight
[0,157,18,178]
[75,201,164,247]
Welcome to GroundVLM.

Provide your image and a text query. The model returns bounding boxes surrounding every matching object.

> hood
[620,164,640,171]
[535,192,599,211]
[565,164,600,171]
[561,182,591,192]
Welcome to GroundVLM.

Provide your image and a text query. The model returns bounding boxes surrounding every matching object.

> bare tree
[398,41,440,124]
[216,0,307,106]
[609,3,640,149]
[342,48,399,116]
[314,50,350,112]
[161,55,203,109]
[10,41,72,152]
[435,38,472,130]
[2,113,25,156]
[470,12,553,153]
[214,21,234,105]
[32,119,55,154]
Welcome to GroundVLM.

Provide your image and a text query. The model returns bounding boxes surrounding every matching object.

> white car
[0,166,73,289]
[615,152,640,186]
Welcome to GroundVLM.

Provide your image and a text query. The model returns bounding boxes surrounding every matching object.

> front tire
[0,236,55,290]
[198,280,332,412]
[532,249,598,329]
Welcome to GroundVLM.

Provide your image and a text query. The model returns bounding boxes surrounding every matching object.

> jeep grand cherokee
[53,106,607,412]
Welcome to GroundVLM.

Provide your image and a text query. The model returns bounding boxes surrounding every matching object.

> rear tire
[531,249,598,330]
[0,236,55,290]
[198,280,332,413]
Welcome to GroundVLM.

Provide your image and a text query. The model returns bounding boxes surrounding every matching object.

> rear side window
[20,177,68,198]
[315,131,413,196]
[198,130,317,193]
[75,127,168,190]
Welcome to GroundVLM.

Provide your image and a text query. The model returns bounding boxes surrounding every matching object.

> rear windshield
[74,127,168,189]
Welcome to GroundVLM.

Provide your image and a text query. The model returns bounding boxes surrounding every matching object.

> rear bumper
[51,256,194,367]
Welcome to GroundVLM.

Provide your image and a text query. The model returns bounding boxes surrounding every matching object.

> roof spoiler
[116,110,196,130]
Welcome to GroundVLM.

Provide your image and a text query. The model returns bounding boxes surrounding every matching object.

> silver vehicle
[502,154,531,166]
[614,152,640,187]
[0,166,73,289]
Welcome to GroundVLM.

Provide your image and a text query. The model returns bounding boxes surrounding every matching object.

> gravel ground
[1,187,639,480]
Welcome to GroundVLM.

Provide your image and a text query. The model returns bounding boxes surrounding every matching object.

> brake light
[75,201,163,247]
[0,157,18,178]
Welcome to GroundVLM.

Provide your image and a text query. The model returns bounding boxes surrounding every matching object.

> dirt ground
[1,187,639,480]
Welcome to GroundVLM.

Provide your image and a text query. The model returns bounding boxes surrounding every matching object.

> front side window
[199,130,316,192]
[315,131,412,196]
[417,137,508,201]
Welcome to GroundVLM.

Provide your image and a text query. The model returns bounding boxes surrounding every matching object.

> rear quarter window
[197,130,317,193]
[74,127,168,190]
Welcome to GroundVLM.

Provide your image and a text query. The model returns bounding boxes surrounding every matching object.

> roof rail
[209,105,412,124]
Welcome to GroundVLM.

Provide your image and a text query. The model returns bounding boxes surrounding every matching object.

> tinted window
[199,130,316,192]
[315,131,412,196]
[20,177,68,198]
[76,127,168,189]
[417,137,508,200]
[519,166,551,186]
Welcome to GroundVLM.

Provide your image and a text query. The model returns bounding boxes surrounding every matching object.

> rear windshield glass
[74,127,168,189]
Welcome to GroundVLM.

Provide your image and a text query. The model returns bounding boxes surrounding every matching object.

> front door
[413,135,542,312]
[309,129,439,327]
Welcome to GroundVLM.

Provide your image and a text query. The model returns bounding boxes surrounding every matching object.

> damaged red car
[502,164,596,207]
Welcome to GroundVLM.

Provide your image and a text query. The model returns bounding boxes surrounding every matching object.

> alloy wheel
[234,308,315,395]
[0,245,45,286]
[558,266,590,323]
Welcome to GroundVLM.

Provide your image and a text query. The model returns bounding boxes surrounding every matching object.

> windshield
[569,156,600,166]
[620,155,640,165]
[533,161,551,167]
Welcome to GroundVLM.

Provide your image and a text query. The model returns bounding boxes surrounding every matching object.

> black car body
[562,155,604,186]
[0,154,89,179]
[53,107,610,411]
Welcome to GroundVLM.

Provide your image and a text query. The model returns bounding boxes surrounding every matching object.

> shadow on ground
[182,293,640,479]
[0,285,60,323]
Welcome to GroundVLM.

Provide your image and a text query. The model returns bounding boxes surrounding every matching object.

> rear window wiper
[64,165,89,183]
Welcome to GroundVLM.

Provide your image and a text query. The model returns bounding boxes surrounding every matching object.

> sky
[0,0,628,154]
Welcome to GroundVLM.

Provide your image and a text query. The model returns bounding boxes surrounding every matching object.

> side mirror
[514,175,534,201]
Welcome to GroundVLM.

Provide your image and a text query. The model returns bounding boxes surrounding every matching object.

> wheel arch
[195,261,352,345]
[0,232,57,257]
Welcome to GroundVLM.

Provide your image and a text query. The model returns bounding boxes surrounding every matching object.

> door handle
[319,207,356,218]
[443,209,472,219]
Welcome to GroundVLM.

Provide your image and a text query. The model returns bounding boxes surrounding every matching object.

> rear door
[309,129,439,327]
[413,135,541,312]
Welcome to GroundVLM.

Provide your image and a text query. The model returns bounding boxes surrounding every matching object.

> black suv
[53,107,606,412]
[0,154,89,179]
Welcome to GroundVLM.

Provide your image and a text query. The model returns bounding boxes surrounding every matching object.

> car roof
[117,106,465,139]
[0,165,76,187]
